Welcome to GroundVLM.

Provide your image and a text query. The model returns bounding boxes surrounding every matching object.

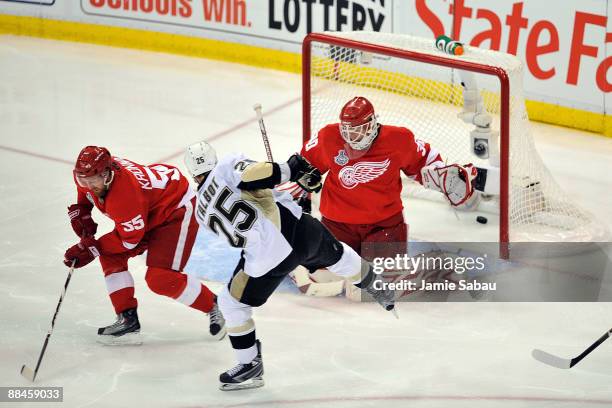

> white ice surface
[1,36,612,408]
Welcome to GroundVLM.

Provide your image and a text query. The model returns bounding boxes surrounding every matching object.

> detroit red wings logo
[338,159,390,189]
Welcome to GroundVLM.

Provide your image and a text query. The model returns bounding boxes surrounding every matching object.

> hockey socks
[229,329,258,364]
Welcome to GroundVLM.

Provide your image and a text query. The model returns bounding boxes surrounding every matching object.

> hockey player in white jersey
[184,141,396,391]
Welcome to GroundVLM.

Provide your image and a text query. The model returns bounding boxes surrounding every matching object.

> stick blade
[532,349,572,369]
[20,365,36,381]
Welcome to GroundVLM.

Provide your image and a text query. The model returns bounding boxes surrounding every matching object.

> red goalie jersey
[75,157,194,254]
[301,124,443,224]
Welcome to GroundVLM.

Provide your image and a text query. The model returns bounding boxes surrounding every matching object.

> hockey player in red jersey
[297,96,478,257]
[63,146,225,343]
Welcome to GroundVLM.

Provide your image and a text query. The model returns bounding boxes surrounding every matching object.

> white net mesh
[306,31,606,242]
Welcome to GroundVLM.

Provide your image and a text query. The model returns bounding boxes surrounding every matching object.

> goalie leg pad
[289,266,345,297]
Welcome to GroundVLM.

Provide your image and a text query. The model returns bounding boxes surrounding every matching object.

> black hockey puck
[476,216,488,224]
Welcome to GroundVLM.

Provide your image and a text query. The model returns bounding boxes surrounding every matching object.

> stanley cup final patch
[334,150,349,166]
[338,159,390,189]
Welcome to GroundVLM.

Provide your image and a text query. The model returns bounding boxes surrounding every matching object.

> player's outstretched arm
[237,161,284,191]
[237,154,322,192]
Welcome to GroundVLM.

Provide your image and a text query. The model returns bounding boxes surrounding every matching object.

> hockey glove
[421,163,478,207]
[287,154,322,193]
[64,236,100,268]
[68,204,98,238]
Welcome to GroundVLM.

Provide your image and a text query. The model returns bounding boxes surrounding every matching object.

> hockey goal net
[302,32,606,252]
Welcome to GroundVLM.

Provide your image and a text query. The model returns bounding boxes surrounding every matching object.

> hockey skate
[219,340,264,391]
[355,270,398,318]
[208,301,226,340]
[96,308,142,345]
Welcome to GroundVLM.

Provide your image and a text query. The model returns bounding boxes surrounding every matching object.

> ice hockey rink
[1,35,612,407]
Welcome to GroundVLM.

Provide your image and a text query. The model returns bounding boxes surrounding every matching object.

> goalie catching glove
[421,163,479,207]
[287,154,322,193]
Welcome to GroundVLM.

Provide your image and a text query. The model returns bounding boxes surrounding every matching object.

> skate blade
[219,377,264,391]
[96,331,143,346]
[211,327,227,341]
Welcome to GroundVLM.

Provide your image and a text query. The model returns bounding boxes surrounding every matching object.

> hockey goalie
[281,96,483,296]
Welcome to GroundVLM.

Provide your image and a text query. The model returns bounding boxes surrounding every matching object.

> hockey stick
[253,103,274,162]
[252,104,344,297]
[255,102,312,211]
[21,260,76,382]
[532,328,612,369]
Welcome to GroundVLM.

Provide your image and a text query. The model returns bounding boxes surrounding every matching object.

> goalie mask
[339,96,379,151]
[184,140,218,179]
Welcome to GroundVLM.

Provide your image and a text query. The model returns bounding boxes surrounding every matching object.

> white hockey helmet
[184,141,218,178]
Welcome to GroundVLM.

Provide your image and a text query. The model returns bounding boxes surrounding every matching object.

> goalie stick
[252,104,344,297]
[21,260,76,382]
[532,327,611,369]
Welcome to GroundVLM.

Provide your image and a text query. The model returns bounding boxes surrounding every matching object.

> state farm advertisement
[397,0,610,113]
[80,0,392,42]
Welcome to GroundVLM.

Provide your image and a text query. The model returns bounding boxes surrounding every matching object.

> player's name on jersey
[372,279,496,292]
[115,158,152,190]
[197,177,220,215]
